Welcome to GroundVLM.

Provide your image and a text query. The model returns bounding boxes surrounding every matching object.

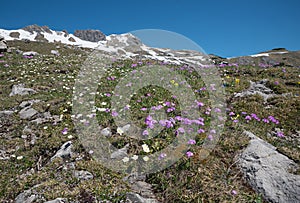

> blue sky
[1,0,299,57]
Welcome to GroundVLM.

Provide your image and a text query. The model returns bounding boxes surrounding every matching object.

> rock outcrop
[74,29,106,42]
[0,35,8,52]
[22,24,52,34]
[238,131,300,203]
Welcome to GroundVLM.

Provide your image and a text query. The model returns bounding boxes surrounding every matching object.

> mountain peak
[22,24,52,34]
[73,29,106,42]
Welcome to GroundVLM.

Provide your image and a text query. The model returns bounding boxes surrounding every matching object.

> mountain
[1,24,299,67]
[0,25,211,65]
[73,29,106,42]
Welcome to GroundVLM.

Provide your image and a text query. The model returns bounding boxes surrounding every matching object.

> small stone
[19,107,38,120]
[50,50,59,56]
[44,198,68,203]
[74,170,94,180]
[22,51,38,57]
[100,127,112,137]
[10,84,36,96]
[126,192,159,203]
[51,141,72,161]
[110,144,129,160]
[0,110,14,117]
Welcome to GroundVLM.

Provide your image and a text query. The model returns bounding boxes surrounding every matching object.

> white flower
[143,156,149,162]
[17,156,23,160]
[142,144,150,153]
[132,155,138,160]
[101,102,107,106]
[122,157,129,162]
[117,127,124,135]
[97,108,106,112]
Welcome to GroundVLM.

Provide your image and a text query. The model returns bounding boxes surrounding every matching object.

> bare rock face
[238,131,300,203]
[9,84,36,96]
[22,24,52,34]
[234,79,276,101]
[74,29,106,42]
[68,37,76,42]
[9,32,20,39]
[34,33,49,42]
[0,35,8,52]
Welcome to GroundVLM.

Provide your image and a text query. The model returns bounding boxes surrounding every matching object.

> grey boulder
[238,131,300,203]
[9,84,36,96]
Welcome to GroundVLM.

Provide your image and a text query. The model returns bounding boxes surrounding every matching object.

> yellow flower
[170,80,175,84]
[231,114,240,120]
[226,75,230,79]
[235,78,240,84]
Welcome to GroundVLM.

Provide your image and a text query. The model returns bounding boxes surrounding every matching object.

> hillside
[0,26,299,203]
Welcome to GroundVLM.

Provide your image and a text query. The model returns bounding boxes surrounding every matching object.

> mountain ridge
[1,24,300,67]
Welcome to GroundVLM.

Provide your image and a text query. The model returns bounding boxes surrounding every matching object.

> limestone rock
[44,198,68,203]
[0,35,7,52]
[238,131,300,203]
[22,51,38,57]
[22,24,52,34]
[74,170,94,180]
[51,141,73,161]
[126,192,159,203]
[234,79,276,101]
[51,50,59,56]
[74,29,106,42]
[110,144,129,160]
[19,107,38,120]
[15,184,45,203]
[100,127,112,137]
[9,32,20,38]
[10,84,36,96]
[0,110,14,117]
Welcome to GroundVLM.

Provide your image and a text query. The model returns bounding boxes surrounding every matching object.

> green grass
[0,40,299,202]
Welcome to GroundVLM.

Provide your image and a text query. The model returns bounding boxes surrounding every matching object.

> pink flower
[210,129,216,134]
[229,112,235,116]
[142,130,149,136]
[62,128,68,135]
[176,127,185,135]
[187,139,196,145]
[245,115,252,122]
[276,131,284,137]
[195,100,204,107]
[111,111,118,117]
[167,107,175,112]
[262,118,269,123]
[158,153,167,160]
[145,115,157,129]
[186,151,194,158]
[214,108,221,113]
[231,190,237,195]
[197,128,205,133]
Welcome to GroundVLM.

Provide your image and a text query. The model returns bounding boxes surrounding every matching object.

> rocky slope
[0,25,299,203]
